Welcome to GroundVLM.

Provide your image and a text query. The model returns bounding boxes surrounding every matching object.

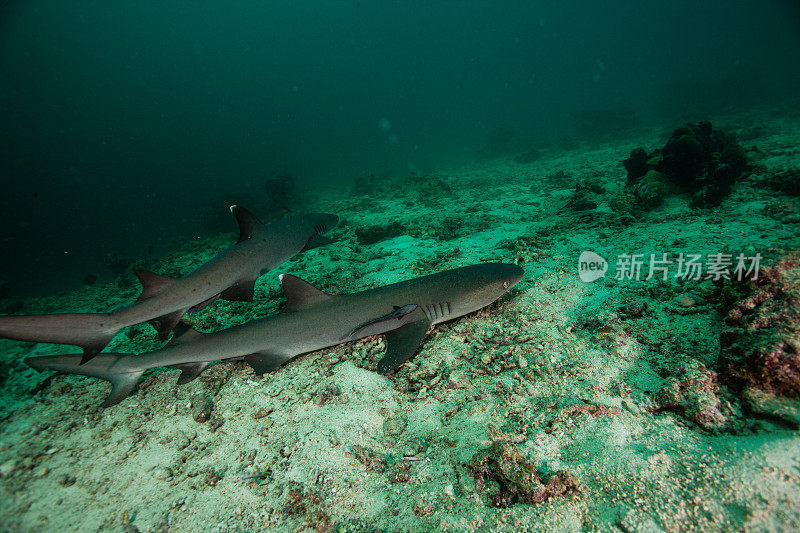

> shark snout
[506,263,524,287]
[485,262,524,290]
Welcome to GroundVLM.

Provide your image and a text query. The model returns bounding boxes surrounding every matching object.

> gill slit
[423,301,452,321]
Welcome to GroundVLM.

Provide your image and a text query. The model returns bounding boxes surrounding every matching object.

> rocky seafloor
[1,104,800,532]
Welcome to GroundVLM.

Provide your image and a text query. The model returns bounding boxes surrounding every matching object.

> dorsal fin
[279,274,334,312]
[231,205,264,244]
[134,269,178,301]
[167,321,205,346]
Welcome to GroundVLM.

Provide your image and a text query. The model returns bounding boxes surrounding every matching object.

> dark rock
[355,222,406,245]
[622,147,649,184]
[561,180,603,212]
[621,121,748,209]
[4,300,23,314]
[766,167,800,197]
[190,394,214,423]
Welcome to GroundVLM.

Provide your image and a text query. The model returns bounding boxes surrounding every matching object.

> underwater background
[2,1,800,532]
[1,1,799,296]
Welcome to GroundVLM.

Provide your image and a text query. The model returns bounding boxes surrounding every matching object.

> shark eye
[503,281,510,289]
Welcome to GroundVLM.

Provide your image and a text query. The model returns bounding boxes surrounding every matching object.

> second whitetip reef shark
[0,207,337,363]
[25,263,524,407]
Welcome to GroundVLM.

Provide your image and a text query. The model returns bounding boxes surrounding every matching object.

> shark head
[449,263,524,316]
[302,213,339,236]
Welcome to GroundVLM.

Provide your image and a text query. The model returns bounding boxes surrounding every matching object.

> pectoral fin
[376,308,431,374]
[347,304,419,340]
[220,278,256,302]
[301,234,336,252]
[244,352,287,375]
[168,321,205,346]
[149,309,188,338]
[189,295,220,314]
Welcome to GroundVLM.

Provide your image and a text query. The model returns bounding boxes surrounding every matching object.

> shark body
[0,207,337,361]
[25,263,524,407]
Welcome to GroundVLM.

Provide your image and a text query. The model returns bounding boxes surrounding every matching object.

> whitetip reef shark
[25,263,524,407]
[0,207,338,363]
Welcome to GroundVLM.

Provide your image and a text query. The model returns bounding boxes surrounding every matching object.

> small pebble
[153,466,174,481]
[402,445,419,457]
[176,434,191,450]
[191,395,214,423]
[252,408,273,420]
[446,370,471,389]
[0,459,18,477]
[383,414,408,437]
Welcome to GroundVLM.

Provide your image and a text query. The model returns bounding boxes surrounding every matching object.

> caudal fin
[25,354,143,408]
[0,313,118,362]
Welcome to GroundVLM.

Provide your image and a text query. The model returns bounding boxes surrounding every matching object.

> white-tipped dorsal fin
[279,274,334,312]
[230,205,264,244]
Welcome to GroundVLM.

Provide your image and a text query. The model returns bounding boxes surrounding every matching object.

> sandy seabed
[1,105,800,532]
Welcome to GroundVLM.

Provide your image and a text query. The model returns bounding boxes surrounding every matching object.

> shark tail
[0,313,119,363]
[25,354,143,408]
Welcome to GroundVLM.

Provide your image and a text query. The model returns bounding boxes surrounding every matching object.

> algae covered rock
[560,179,604,213]
[765,166,800,197]
[742,387,800,427]
[720,254,800,425]
[633,169,671,209]
[652,362,731,431]
[468,426,580,507]
[721,254,800,398]
[621,120,748,208]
